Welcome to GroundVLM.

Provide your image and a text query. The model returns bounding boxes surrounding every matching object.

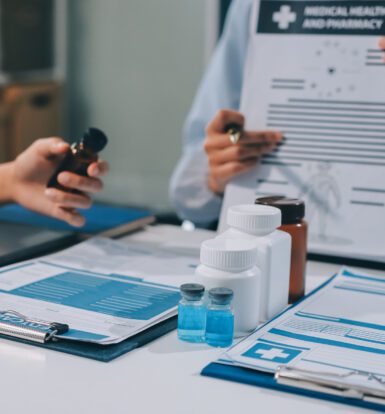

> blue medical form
[202,269,385,412]
[0,260,180,361]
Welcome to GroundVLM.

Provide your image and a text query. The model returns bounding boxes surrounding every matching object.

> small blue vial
[177,283,206,343]
[205,287,234,348]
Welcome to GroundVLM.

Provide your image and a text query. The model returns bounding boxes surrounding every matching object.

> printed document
[220,0,385,262]
[48,236,199,286]
[0,237,199,344]
[221,268,385,391]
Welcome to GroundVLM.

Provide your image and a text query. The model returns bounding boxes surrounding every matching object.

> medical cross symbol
[273,5,297,30]
[243,342,303,362]
[254,347,290,360]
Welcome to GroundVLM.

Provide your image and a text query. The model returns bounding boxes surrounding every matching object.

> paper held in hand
[219,0,385,263]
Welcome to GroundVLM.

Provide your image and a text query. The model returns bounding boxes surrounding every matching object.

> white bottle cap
[200,238,257,272]
[227,204,281,236]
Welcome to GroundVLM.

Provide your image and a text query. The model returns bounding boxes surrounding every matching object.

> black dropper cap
[81,127,108,153]
[255,196,305,225]
[180,283,205,301]
[208,287,233,305]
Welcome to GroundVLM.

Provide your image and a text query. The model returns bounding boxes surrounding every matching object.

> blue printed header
[257,1,385,35]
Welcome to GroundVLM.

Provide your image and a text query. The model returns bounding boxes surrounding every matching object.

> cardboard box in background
[0,81,62,162]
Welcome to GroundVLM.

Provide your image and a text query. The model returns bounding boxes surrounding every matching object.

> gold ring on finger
[228,128,241,145]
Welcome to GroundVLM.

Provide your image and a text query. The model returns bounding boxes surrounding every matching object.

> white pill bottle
[195,238,261,336]
[218,204,291,322]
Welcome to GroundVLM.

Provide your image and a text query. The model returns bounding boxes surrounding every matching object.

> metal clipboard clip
[275,366,385,406]
[0,310,69,344]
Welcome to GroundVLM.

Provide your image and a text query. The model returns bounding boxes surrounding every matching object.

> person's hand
[204,109,282,194]
[380,37,385,61]
[8,137,109,226]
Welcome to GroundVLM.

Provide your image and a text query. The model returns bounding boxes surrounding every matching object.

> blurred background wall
[0,0,232,215]
[66,0,209,211]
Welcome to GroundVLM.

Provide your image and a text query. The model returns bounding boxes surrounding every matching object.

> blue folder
[0,203,153,234]
[0,203,169,361]
[201,275,385,412]
[201,362,384,412]
[0,316,177,362]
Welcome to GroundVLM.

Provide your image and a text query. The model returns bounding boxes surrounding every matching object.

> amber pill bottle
[47,127,107,192]
[255,197,307,303]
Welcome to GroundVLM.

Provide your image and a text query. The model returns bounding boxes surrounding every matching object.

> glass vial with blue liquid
[177,283,206,343]
[205,287,234,348]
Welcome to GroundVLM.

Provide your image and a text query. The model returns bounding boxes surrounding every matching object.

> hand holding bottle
[2,137,108,227]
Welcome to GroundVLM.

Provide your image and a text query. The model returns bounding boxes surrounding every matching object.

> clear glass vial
[177,283,206,343]
[205,287,234,348]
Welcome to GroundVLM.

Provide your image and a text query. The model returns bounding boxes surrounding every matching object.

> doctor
[170,0,385,227]
[0,137,108,227]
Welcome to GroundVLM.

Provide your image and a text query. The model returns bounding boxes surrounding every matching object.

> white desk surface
[1,225,384,414]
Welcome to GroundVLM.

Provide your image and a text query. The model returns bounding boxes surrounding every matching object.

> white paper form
[46,237,199,287]
[220,0,385,261]
[0,238,189,344]
[221,268,385,391]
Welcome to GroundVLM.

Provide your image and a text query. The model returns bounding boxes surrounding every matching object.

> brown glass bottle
[255,196,307,303]
[47,127,107,192]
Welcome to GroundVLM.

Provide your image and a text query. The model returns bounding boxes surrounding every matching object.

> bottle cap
[255,196,305,225]
[180,283,205,301]
[200,238,257,272]
[82,127,108,152]
[227,204,281,236]
[208,287,233,305]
